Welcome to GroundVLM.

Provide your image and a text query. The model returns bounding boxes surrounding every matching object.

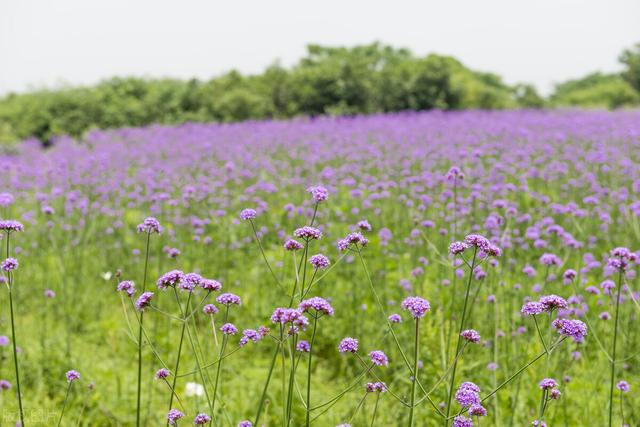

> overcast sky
[1,0,639,96]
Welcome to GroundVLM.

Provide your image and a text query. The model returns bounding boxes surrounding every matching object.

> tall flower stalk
[2,220,25,426]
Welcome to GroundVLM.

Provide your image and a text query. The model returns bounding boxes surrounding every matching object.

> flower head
[155,368,171,380]
[203,304,218,315]
[137,217,161,234]
[538,378,558,390]
[294,226,322,240]
[66,370,81,383]
[307,185,329,202]
[449,241,469,255]
[309,254,330,269]
[521,301,545,316]
[239,209,257,220]
[194,413,212,425]
[220,323,238,335]
[135,292,154,311]
[200,278,222,291]
[539,295,568,311]
[368,350,389,367]
[553,318,587,343]
[117,281,136,297]
[365,382,387,393]
[452,415,473,427]
[616,380,630,392]
[216,293,241,306]
[237,422,253,427]
[0,220,24,233]
[167,409,184,425]
[338,337,358,353]
[1,258,18,272]
[296,340,311,353]
[299,297,334,316]
[460,329,481,344]
[157,270,185,290]
[284,239,304,251]
[401,296,431,319]
[388,313,402,323]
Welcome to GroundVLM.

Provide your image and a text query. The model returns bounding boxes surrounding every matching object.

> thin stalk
[254,344,281,425]
[408,318,420,427]
[166,291,192,426]
[608,266,623,427]
[136,231,151,427]
[57,382,73,427]
[211,306,230,413]
[305,316,319,426]
[6,232,25,427]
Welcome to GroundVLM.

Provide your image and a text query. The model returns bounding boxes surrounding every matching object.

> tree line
[0,42,638,145]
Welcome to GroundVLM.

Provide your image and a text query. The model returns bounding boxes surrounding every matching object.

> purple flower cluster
[137,217,161,234]
[552,318,588,343]
[294,226,323,240]
[299,297,334,316]
[401,296,431,319]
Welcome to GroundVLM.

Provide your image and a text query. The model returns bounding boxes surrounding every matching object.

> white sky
[1,0,639,96]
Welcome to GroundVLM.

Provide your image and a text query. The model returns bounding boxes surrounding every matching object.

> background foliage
[0,42,639,144]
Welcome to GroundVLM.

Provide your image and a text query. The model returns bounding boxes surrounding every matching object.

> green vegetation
[0,42,639,144]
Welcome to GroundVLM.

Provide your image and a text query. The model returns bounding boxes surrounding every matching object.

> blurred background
[1,0,639,146]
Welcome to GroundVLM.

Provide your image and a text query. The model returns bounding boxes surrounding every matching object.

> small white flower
[185,382,205,397]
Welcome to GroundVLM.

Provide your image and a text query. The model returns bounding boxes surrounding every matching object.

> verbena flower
[357,220,372,231]
[155,368,171,380]
[338,337,358,353]
[294,226,322,240]
[1,258,18,272]
[239,209,257,220]
[167,409,184,425]
[309,254,330,269]
[401,296,431,318]
[200,278,222,291]
[552,318,587,342]
[220,323,238,335]
[203,304,218,315]
[180,272,203,291]
[449,241,469,255]
[539,295,568,311]
[137,217,161,234]
[365,382,387,392]
[135,292,154,311]
[388,313,402,323]
[368,350,389,367]
[299,297,334,316]
[0,379,11,390]
[66,370,81,383]
[117,281,135,297]
[521,301,545,316]
[452,415,473,427]
[616,380,630,392]
[538,378,558,390]
[0,220,24,233]
[460,329,481,344]
[469,404,487,416]
[240,329,263,346]
[307,185,329,202]
[337,232,369,251]
[194,413,212,425]
[237,421,253,427]
[284,239,303,251]
[297,340,311,352]
[157,270,185,290]
[216,293,241,306]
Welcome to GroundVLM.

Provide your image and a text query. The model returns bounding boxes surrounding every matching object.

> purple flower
[550,389,562,400]
[157,270,185,290]
[66,370,81,383]
[357,220,372,231]
[294,226,322,240]
[0,220,24,233]
[194,413,212,425]
[237,421,253,427]
[203,304,218,315]
[44,289,56,298]
[368,350,389,367]
[338,337,358,353]
[452,415,473,427]
[455,385,481,407]
[296,340,311,352]
[239,329,260,346]
[539,378,558,390]
[309,254,330,269]
[401,296,431,319]
[616,380,630,392]
[137,217,161,234]
[460,329,481,344]
[216,293,241,306]
[220,323,238,335]
[539,295,568,311]
[239,208,257,220]
[0,380,11,390]
[117,281,135,297]
[469,404,487,416]
[167,409,184,425]
[521,301,545,316]
[284,239,303,251]
[307,185,329,202]
[553,318,587,342]
[388,313,402,323]
[135,292,154,311]
[365,382,387,392]
[180,272,203,291]
[1,258,18,272]
[449,241,469,255]
[539,253,561,266]
[299,297,334,316]
[0,336,9,346]
[337,232,369,251]
[531,421,547,427]
[155,368,171,379]
[200,278,222,291]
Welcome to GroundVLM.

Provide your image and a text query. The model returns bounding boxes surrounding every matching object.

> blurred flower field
[0,110,639,426]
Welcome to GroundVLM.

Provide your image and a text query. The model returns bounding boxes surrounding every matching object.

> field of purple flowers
[0,110,639,426]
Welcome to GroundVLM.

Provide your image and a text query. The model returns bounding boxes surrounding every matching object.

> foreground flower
[307,185,329,202]
[460,329,481,344]
[194,413,212,425]
[203,304,218,315]
[368,350,389,367]
[216,293,241,306]
[552,318,587,343]
[299,297,334,316]
[137,217,161,234]
[220,323,238,335]
[309,254,330,269]
[239,208,257,220]
[452,415,473,427]
[294,226,322,240]
[117,280,135,297]
[401,296,431,318]
[365,381,387,392]
[1,258,18,272]
[157,270,185,290]
[616,380,630,392]
[155,368,171,380]
[66,370,81,383]
[338,337,358,353]
[167,409,184,425]
[135,292,154,311]
[237,421,253,427]
[0,220,24,233]
[539,378,558,390]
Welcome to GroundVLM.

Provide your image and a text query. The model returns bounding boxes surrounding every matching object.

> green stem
[608,266,623,427]
[166,292,192,426]
[254,344,281,425]
[408,318,420,426]
[6,232,25,427]
[57,382,73,427]
[136,232,151,427]
[305,316,318,427]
